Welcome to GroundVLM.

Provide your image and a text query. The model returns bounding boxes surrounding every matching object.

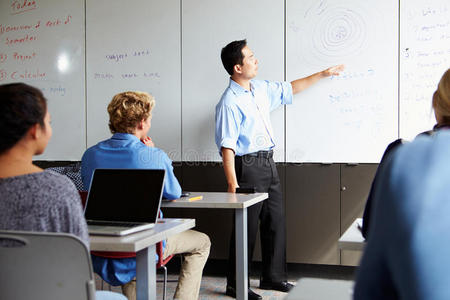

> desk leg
[236,208,248,300]
[136,244,156,300]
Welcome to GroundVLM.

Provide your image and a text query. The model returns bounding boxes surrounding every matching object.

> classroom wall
[2,0,449,162]
[7,0,447,268]
[25,0,448,265]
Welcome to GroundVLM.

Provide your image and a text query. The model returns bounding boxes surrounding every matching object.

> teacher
[215,39,343,300]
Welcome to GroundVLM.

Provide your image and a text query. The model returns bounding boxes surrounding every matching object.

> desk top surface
[285,278,353,300]
[338,218,365,251]
[161,192,268,209]
[89,218,195,252]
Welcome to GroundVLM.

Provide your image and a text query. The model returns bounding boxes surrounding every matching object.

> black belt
[243,150,273,158]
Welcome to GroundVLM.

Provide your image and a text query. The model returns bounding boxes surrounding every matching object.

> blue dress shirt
[81,133,181,199]
[354,129,450,300]
[215,78,293,156]
[81,133,181,286]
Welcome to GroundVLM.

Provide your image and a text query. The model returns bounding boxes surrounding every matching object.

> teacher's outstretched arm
[290,64,345,94]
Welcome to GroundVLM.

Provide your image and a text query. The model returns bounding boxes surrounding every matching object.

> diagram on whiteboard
[289,0,380,67]
[286,0,398,163]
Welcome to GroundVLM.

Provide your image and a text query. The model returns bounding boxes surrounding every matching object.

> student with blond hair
[82,91,210,300]
[354,68,450,300]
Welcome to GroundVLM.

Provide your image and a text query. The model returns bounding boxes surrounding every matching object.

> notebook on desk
[84,168,165,236]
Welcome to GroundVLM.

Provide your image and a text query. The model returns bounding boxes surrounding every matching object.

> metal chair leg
[161,265,168,300]
[99,277,112,291]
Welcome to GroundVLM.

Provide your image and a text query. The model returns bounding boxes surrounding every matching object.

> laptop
[84,168,165,236]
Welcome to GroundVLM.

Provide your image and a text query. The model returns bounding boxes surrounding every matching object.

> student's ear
[28,123,40,140]
[137,119,145,130]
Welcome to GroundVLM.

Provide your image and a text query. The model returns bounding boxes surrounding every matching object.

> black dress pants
[226,151,287,286]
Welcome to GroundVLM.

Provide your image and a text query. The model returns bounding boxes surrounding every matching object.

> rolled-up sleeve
[265,80,293,112]
[215,103,241,154]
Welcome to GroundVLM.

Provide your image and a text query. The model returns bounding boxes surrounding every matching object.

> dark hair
[0,83,47,154]
[221,39,247,76]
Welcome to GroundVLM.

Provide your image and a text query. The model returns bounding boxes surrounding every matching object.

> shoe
[259,281,294,292]
[225,285,262,300]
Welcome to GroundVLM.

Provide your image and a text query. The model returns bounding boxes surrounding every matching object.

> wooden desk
[90,218,195,300]
[338,218,365,251]
[285,278,353,300]
[162,192,268,300]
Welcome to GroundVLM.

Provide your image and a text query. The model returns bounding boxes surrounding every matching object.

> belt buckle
[258,150,272,158]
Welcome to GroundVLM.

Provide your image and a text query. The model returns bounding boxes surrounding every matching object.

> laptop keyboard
[87,220,144,227]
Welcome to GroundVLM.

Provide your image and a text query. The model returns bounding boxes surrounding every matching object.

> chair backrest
[0,230,96,300]
[156,240,173,268]
[47,162,84,191]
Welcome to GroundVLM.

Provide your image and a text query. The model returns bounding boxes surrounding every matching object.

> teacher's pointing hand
[323,64,345,77]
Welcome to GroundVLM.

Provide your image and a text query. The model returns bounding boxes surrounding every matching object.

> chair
[92,242,175,300]
[157,239,174,300]
[0,230,126,300]
[80,191,176,300]
[47,162,84,191]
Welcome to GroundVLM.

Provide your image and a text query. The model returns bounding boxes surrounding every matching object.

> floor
[95,261,357,299]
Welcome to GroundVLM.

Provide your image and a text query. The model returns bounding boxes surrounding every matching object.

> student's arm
[163,172,182,199]
[222,147,239,193]
[163,175,182,199]
[290,64,344,94]
[161,153,182,199]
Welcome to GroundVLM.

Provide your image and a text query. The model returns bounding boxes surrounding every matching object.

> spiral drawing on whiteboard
[312,7,366,58]
[295,1,374,65]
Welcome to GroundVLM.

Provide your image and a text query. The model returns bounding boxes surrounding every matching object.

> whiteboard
[399,0,450,140]
[181,0,285,162]
[286,0,398,163]
[86,0,181,160]
[0,0,85,160]
[3,0,449,162]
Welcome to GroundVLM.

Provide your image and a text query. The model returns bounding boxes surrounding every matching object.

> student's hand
[141,136,155,147]
[323,64,345,77]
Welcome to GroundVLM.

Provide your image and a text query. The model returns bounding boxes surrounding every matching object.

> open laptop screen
[85,169,165,223]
